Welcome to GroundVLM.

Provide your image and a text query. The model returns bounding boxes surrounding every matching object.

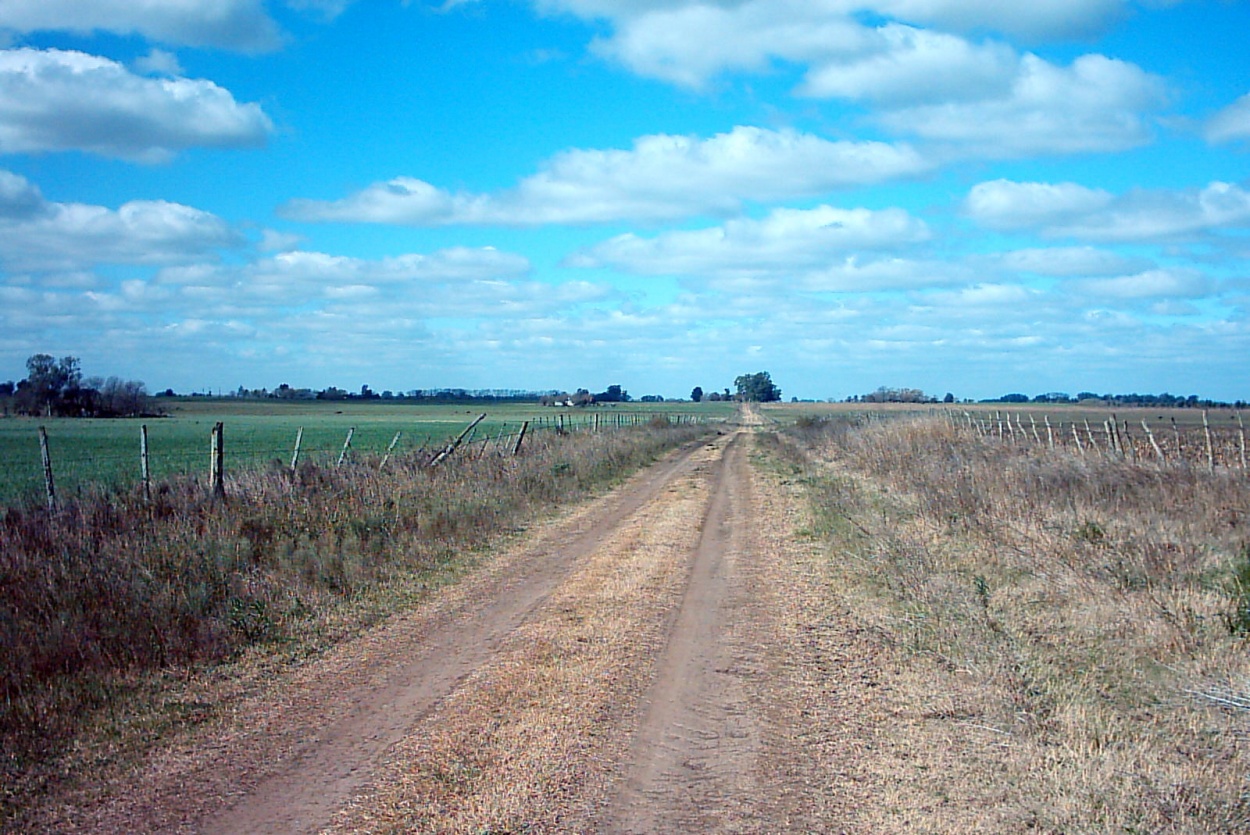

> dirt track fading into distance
[31,411,901,833]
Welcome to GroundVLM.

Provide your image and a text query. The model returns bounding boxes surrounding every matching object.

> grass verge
[767,415,1250,832]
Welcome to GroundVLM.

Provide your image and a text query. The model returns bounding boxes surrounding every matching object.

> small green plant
[1222,543,1250,637]
[973,574,991,611]
[1076,520,1106,544]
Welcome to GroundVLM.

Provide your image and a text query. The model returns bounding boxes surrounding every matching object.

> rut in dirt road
[605,434,763,833]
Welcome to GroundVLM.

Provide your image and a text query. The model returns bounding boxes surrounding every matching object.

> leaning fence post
[512,420,529,456]
[337,427,355,467]
[431,413,487,467]
[209,422,225,499]
[140,424,151,503]
[38,426,56,512]
[290,427,303,475]
[380,430,402,470]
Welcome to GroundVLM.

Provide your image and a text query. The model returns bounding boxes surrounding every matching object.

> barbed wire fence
[947,408,1248,473]
[12,410,704,511]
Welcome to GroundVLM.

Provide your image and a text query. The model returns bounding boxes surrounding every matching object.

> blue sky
[1,0,1248,401]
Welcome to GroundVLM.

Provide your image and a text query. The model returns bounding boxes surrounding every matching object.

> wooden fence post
[290,427,303,475]
[1203,410,1215,472]
[209,422,225,499]
[38,426,56,512]
[431,413,487,467]
[1072,421,1085,454]
[337,427,354,467]
[512,420,529,456]
[1142,419,1165,464]
[380,431,402,470]
[140,424,151,503]
[1238,413,1247,470]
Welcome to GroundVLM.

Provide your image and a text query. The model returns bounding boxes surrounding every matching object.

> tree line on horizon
[844,386,1245,409]
[9,354,1237,416]
[1,355,158,418]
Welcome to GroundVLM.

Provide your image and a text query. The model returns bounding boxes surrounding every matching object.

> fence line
[952,408,1248,472]
[16,410,705,508]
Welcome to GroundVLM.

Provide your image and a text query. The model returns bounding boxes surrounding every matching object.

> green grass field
[0,398,736,506]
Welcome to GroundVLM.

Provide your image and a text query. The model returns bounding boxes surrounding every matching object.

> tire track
[604,433,765,834]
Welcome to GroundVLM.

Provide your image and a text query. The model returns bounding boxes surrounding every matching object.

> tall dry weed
[780,416,1250,832]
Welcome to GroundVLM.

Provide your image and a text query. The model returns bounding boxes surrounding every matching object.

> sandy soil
[27,415,903,833]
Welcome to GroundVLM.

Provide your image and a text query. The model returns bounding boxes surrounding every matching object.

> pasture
[0,398,735,507]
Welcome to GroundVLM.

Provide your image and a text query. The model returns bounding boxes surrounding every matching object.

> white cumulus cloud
[568,205,930,276]
[992,246,1150,277]
[0,48,273,162]
[873,0,1129,40]
[282,126,931,226]
[1207,92,1250,144]
[1067,268,1216,300]
[0,0,283,52]
[797,24,1018,105]
[876,53,1165,156]
[0,170,242,271]
[965,179,1114,230]
[969,179,1250,242]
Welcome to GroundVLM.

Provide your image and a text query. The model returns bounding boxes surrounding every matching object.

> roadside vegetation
[0,416,714,823]
[768,414,1250,831]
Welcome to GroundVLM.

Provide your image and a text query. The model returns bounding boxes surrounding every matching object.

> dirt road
[34,418,893,833]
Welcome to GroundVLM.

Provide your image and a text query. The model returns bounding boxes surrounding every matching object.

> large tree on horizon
[734,371,781,403]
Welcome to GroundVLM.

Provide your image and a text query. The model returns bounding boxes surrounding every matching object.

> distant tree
[97,376,152,417]
[734,371,781,402]
[943,392,955,403]
[862,386,933,404]
[0,380,13,397]
[17,354,87,416]
[595,384,629,403]
[690,386,704,403]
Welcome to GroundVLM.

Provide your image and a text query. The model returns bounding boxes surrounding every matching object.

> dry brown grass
[0,421,709,826]
[773,415,1250,832]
